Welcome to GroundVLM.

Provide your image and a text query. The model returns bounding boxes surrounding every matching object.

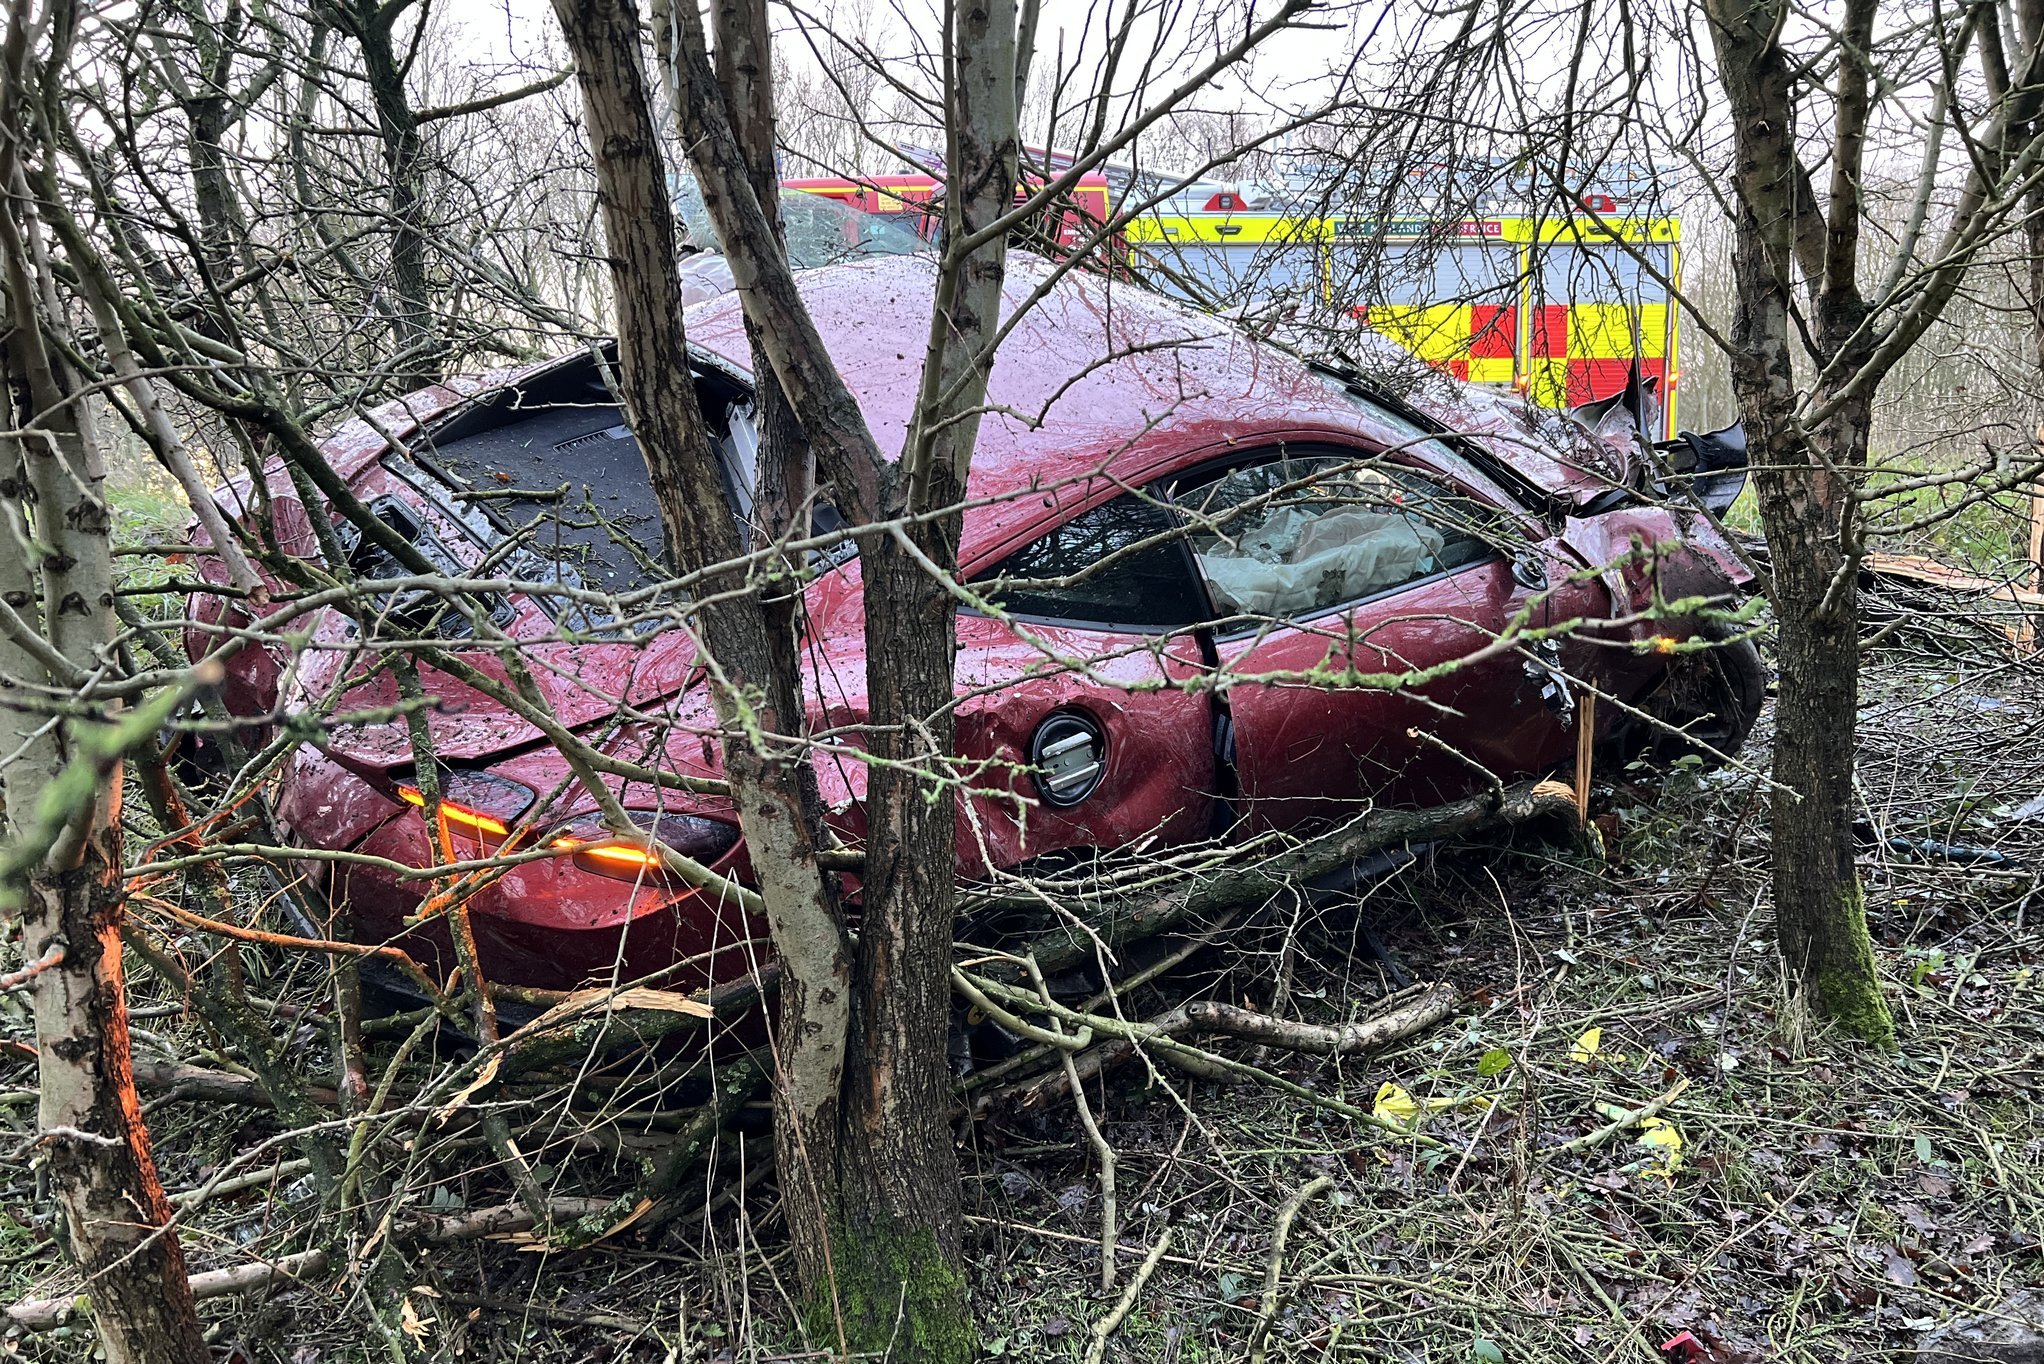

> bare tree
[1,6,208,1356]
[542,0,1315,1350]
[1701,0,2044,1041]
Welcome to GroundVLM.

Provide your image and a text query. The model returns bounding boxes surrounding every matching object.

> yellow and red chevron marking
[1525,302,1671,409]
[1353,302,1519,385]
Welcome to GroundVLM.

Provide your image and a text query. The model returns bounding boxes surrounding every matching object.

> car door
[1169,447,1571,828]
[955,490,1222,874]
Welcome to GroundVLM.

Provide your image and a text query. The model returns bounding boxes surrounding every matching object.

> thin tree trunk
[651,0,1019,1346]
[1705,0,1895,1045]
[827,525,975,1358]
[332,0,440,383]
[1753,419,1891,1041]
[19,854,211,1364]
[815,0,1024,1351]
[0,79,209,1351]
[546,0,857,1311]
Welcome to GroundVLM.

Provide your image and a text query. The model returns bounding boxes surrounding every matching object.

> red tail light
[396,772,534,847]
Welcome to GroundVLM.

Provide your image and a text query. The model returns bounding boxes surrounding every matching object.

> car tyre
[1622,621,1768,766]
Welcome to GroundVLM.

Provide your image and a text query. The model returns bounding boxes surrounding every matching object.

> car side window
[972,493,1207,630]
[1177,453,1496,621]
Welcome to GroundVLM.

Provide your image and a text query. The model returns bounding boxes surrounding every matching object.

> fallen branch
[1249,1175,1335,1364]
[1008,779,1576,974]
[7,1250,330,1331]
[1173,984,1458,1055]
[962,971,1453,1145]
[497,966,775,1076]
[132,1061,338,1108]
[958,908,1250,1103]
[982,981,1457,1114]
[0,944,64,993]
[409,1196,619,1243]
[171,1157,316,1209]
[1019,955,1118,1292]
[1543,1076,1691,1157]
[1083,1227,1172,1364]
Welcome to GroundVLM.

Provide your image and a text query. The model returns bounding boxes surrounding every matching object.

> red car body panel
[187,254,1752,991]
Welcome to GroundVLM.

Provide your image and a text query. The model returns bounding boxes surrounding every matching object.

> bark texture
[325,0,440,380]
[546,0,858,1328]
[1702,0,1894,1044]
[20,854,210,1362]
[1,43,209,1347]
[649,0,1035,1346]
[815,1,1025,1349]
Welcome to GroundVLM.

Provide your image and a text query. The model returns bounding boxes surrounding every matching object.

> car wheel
[1623,622,1768,766]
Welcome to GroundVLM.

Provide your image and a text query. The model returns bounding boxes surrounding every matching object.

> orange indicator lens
[397,785,512,837]
[571,842,662,871]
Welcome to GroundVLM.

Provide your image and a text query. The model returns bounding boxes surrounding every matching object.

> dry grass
[3,591,2040,1363]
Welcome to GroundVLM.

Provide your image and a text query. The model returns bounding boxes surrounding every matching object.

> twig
[1249,1174,1334,1364]
[408,1196,618,1242]
[1024,956,1117,1292]
[1083,1227,1172,1364]
[1543,1076,1691,1157]
[953,966,1091,1049]
[171,1156,315,1209]
[0,943,64,992]
[965,969,1453,1140]
[975,980,1457,1117]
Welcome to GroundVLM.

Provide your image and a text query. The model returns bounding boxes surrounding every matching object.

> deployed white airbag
[1199,505,1445,617]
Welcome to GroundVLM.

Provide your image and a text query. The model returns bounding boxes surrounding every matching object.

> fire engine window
[1145,242,1321,307]
[672,180,925,267]
[1175,454,1495,623]
[1535,243,1672,306]
[972,494,1206,631]
[1357,241,1518,308]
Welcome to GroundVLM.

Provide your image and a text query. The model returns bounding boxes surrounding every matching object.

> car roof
[681,253,1491,562]
[297,254,1532,571]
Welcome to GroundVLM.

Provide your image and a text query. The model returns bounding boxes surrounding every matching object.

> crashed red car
[184,252,1761,995]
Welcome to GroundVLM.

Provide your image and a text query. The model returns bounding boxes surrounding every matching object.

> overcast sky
[429,0,1366,131]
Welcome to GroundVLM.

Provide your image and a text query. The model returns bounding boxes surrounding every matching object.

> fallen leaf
[1883,1248,1919,1288]
[1634,1115,1685,1178]
[1372,1082,1456,1130]
[1570,1028,1603,1064]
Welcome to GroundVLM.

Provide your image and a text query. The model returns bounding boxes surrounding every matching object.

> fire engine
[780,171,1112,253]
[782,168,1680,437]
[1124,191,1682,438]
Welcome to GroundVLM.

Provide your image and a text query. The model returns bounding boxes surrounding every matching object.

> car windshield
[671,180,926,267]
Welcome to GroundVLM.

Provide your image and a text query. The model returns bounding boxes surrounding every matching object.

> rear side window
[972,493,1207,630]
[1176,454,1496,621]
